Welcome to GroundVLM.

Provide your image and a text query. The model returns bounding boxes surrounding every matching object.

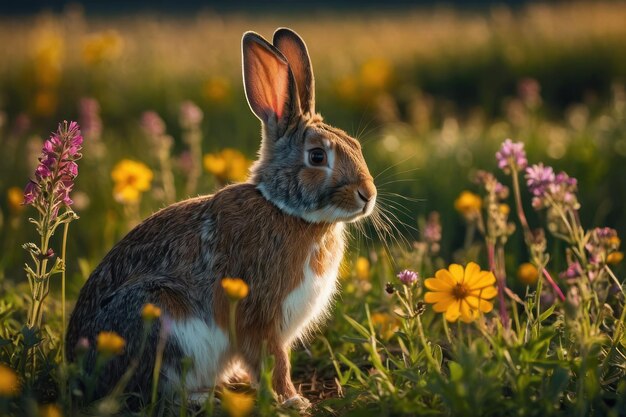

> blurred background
[1,1,625,294]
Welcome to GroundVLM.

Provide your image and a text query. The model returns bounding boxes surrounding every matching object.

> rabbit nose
[357,180,376,203]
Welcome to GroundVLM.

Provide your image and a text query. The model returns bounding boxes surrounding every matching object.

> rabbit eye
[308,148,327,166]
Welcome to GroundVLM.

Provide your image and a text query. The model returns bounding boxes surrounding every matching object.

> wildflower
[221,278,249,301]
[23,121,82,219]
[370,312,398,340]
[7,186,24,212]
[424,262,498,323]
[607,251,624,265]
[203,153,228,177]
[397,269,418,286]
[79,97,102,141]
[39,404,63,417]
[141,303,162,321]
[423,211,442,254]
[0,364,19,396]
[355,257,370,280]
[525,163,555,198]
[179,100,203,128]
[203,77,231,102]
[454,191,482,217]
[96,331,126,356]
[525,165,579,211]
[560,261,583,281]
[517,263,539,285]
[496,139,528,173]
[111,159,153,204]
[140,111,166,137]
[221,387,255,417]
[360,58,392,91]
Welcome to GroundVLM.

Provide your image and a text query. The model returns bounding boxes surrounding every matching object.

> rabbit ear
[242,31,300,130]
[273,28,315,116]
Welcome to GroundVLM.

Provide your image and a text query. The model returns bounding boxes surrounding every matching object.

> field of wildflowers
[0,2,625,416]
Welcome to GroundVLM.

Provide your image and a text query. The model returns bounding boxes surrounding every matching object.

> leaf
[539,305,556,322]
[21,325,42,348]
[546,367,570,399]
[343,314,371,339]
[448,361,463,382]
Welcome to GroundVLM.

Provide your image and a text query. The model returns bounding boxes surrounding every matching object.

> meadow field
[0,2,625,416]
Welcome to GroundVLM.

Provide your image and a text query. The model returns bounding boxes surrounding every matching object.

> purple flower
[79,97,102,141]
[525,163,555,197]
[496,139,528,173]
[559,261,582,281]
[423,212,442,243]
[141,111,166,137]
[179,101,203,128]
[397,269,419,286]
[23,121,83,218]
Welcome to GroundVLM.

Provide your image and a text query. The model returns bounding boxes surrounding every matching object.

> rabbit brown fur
[66,28,376,408]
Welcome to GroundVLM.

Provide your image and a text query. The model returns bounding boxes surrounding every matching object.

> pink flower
[496,139,528,173]
[141,111,166,137]
[179,101,203,128]
[397,269,419,286]
[23,121,83,218]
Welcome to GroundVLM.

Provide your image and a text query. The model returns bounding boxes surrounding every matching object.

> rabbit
[66,27,377,410]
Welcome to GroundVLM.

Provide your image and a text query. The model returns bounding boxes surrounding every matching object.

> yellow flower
[517,263,539,285]
[370,312,398,340]
[203,149,250,183]
[499,204,511,216]
[360,58,392,91]
[0,364,19,396]
[141,303,162,320]
[355,257,370,280]
[221,387,255,417]
[34,90,58,117]
[454,191,482,216]
[111,159,153,204]
[203,153,228,177]
[221,278,249,301]
[39,404,63,417]
[424,262,497,323]
[203,77,231,102]
[82,30,124,66]
[7,186,24,212]
[607,251,624,265]
[96,331,126,355]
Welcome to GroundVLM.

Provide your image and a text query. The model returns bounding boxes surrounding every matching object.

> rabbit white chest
[281,224,345,344]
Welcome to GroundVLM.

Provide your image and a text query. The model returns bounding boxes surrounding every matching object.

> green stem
[416,314,440,372]
[61,222,70,363]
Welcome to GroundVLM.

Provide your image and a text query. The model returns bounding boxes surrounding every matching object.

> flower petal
[425,291,454,304]
[448,264,465,283]
[466,296,494,312]
[459,300,479,323]
[444,300,461,322]
[433,298,455,313]
[469,286,498,299]
[424,278,453,291]
[434,269,457,286]
[464,262,481,285]
[468,271,496,289]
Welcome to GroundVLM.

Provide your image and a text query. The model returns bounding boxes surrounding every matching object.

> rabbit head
[243,28,376,223]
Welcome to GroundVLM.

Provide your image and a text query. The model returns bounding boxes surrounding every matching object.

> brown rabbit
[66,28,376,409]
